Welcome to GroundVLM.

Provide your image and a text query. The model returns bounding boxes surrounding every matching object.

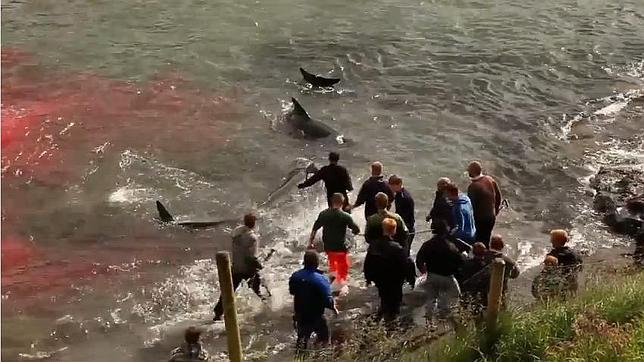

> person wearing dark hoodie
[547,229,583,294]
[289,250,338,351]
[351,162,395,221]
[467,161,502,247]
[426,177,455,230]
[388,175,416,253]
[416,219,464,321]
[298,152,353,209]
[169,327,210,361]
[213,213,264,321]
[446,183,476,245]
[308,193,360,289]
[364,218,415,322]
[365,192,409,252]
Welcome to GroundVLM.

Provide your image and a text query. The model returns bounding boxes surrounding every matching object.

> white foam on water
[108,185,154,204]
[594,100,630,116]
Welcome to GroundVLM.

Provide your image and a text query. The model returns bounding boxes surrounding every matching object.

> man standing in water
[351,162,394,221]
[298,152,353,210]
[213,213,264,321]
[388,175,416,253]
[289,250,338,351]
[467,161,502,247]
[309,193,361,290]
[365,192,409,251]
[364,218,415,322]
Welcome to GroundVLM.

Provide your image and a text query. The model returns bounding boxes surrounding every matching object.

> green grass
[420,269,644,362]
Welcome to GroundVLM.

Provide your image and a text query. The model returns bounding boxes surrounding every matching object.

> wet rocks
[589,166,644,259]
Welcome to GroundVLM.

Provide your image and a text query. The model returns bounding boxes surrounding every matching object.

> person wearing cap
[388,175,416,253]
[467,161,502,247]
[289,250,338,350]
[213,213,264,321]
[364,218,415,322]
[365,192,409,252]
[547,229,583,294]
[351,161,395,221]
[308,193,360,289]
[298,152,353,210]
[169,326,210,361]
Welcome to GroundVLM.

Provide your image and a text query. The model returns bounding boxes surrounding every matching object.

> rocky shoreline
[590,166,644,261]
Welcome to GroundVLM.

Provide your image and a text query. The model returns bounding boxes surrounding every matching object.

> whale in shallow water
[300,67,341,88]
[155,158,319,228]
[155,201,237,229]
[285,98,347,143]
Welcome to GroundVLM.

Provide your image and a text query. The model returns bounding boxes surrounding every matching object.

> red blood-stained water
[1,48,240,295]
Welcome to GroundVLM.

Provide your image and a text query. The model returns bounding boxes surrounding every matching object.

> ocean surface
[2,0,643,360]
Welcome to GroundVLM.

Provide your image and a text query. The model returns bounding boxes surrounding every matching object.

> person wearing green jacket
[309,193,360,288]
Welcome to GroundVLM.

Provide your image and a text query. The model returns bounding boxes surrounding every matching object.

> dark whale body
[299,67,341,88]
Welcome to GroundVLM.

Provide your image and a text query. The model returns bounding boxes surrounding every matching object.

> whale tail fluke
[299,67,341,87]
[156,200,174,222]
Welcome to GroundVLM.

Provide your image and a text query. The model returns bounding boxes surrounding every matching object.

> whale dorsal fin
[156,200,174,222]
[291,98,311,120]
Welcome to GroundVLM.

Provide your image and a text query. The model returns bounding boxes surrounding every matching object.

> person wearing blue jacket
[445,183,476,244]
[289,250,338,351]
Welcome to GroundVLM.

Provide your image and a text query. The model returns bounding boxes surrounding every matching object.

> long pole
[215,252,243,362]
[486,258,506,334]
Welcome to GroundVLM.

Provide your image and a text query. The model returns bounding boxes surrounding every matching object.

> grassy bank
[410,267,644,362]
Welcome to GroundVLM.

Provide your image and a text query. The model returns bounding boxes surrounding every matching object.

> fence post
[486,258,506,333]
[216,252,243,362]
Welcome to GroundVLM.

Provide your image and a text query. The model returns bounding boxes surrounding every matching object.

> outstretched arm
[353,183,367,208]
[298,168,324,189]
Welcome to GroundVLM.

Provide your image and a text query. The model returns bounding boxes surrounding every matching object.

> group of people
[170,152,586,360]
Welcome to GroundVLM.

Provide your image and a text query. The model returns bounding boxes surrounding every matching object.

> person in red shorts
[309,193,360,292]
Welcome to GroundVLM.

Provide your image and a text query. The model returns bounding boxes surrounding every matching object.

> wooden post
[216,252,243,362]
[486,258,506,333]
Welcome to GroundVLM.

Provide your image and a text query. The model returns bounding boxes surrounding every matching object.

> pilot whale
[156,158,319,228]
[286,98,347,143]
[300,67,341,88]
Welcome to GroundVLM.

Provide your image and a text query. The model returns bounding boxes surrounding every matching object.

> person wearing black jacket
[351,162,394,221]
[547,229,583,294]
[298,152,353,209]
[388,175,416,253]
[363,218,415,322]
[416,219,464,320]
[426,177,455,230]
